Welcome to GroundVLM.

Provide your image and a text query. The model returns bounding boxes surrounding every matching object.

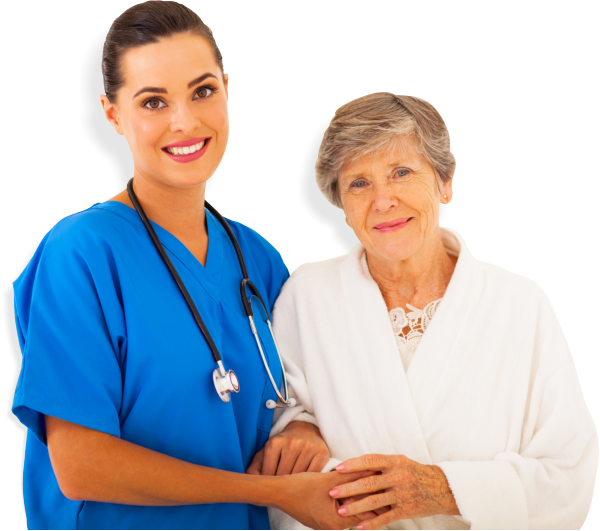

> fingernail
[357,526,364,530]
[329,488,339,496]
[338,507,347,515]
[336,464,344,471]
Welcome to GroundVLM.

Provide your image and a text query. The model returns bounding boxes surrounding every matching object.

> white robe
[268,229,597,530]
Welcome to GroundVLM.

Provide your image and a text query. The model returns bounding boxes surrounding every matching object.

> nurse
[10,1,369,529]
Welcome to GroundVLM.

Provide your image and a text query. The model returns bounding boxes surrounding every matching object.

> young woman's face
[101,33,229,189]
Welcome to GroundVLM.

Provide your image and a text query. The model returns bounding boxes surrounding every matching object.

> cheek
[343,195,370,230]
[204,104,229,134]
[125,115,166,152]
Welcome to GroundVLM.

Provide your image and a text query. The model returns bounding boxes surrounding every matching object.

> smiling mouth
[374,218,413,230]
[162,138,208,156]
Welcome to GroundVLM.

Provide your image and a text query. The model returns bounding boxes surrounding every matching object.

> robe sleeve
[268,276,343,530]
[270,276,321,438]
[438,294,598,530]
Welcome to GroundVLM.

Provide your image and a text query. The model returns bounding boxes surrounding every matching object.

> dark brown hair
[102,1,224,102]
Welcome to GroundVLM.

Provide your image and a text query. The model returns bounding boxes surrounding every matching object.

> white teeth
[166,141,204,156]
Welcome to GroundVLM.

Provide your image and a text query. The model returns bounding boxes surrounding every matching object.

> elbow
[57,479,85,502]
[53,467,88,501]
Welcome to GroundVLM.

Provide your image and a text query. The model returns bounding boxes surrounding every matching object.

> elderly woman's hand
[246,421,330,475]
[329,454,460,530]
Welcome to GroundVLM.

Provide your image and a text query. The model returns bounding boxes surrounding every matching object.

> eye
[142,98,164,111]
[395,169,410,178]
[142,85,217,111]
[196,85,216,100]
[350,180,368,189]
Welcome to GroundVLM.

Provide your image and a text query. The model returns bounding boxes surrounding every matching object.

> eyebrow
[344,161,413,181]
[132,73,218,99]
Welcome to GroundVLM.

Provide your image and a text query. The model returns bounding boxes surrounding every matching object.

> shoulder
[43,204,134,251]
[221,215,290,309]
[223,216,284,263]
[278,254,347,302]
[477,259,549,304]
[15,205,128,290]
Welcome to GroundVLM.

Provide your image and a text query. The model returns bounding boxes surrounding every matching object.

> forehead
[340,139,426,179]
[119,34,220,91]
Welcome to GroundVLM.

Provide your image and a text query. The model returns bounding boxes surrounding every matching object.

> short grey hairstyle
[315,93,456,208]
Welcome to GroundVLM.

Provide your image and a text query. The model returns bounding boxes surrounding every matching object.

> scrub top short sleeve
[11,202,290,530]
[13,217,125,443]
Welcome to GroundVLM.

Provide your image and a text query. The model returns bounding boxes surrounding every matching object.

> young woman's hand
[278,470,381,530]
[247,421,330,475]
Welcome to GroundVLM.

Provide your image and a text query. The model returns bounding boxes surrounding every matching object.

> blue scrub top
[12,201,289,530]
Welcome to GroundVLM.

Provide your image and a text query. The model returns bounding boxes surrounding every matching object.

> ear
[100,95,124,136]
[441,176,454,204]
[223,73,229,100]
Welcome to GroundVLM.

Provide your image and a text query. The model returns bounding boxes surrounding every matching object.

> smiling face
[339,139,453,265]
[100,33,229,189]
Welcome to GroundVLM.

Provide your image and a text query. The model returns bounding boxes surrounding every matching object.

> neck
[367,230,456,311]
[109,170,209,264]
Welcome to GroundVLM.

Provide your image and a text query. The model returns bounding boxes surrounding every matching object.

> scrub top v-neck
[12,201,289,530]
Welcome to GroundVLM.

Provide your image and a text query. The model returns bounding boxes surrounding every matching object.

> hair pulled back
[102,1,223,103]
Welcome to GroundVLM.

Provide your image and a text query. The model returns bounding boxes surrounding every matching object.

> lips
[374,217,412,229]
[163,137,210,149]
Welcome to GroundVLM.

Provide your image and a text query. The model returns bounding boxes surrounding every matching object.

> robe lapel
[406,229,482,428]
[340,245,432,465]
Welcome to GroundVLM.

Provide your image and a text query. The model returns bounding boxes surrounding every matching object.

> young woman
[10,2,370,529]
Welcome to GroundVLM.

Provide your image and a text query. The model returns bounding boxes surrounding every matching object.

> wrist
[285,420,317,431]
[430,465,460,516]
[239,474,291,511]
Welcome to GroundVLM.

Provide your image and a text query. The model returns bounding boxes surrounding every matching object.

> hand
[247,421,330,475]
[330,454,460,530]
[278,470,378,530]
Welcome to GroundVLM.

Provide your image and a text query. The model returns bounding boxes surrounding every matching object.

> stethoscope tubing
[126,178,294,407]
[126,179,223,365]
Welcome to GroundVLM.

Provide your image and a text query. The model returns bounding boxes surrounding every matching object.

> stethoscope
[127,179,296,409]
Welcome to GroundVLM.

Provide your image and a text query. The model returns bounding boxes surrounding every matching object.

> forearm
[46,415,285,507]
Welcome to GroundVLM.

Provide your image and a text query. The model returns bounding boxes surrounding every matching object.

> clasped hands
[246,422,459,530]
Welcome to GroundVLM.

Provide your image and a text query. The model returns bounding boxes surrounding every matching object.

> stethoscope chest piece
[213,367,240,403]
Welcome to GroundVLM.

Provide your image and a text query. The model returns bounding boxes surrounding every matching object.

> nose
[169,102,199,135]
[372,182,398,212]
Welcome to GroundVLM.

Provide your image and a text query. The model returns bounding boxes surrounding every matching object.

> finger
[274,446,302,476]
[246,448,264,475]
[336,454,391,474]
[339,491,396,517]
[357,508,401,530]
[354,511,379,521]
[290,450,315,475]
[261,444,283,476]
[306,450,330,473]
[329,474,392,499]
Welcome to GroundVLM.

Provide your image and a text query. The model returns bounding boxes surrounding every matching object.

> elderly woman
[265,93,598,530]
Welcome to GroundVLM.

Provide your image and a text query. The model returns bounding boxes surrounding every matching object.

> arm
[45,415,372,530]
[46,415,271,505]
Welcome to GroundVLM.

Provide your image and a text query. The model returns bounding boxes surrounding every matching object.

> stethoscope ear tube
[126,179,223,366]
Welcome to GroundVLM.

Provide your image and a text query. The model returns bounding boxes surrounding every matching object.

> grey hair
[315,93,456,208]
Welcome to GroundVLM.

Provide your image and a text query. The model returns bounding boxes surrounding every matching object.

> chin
[375,239,421,263]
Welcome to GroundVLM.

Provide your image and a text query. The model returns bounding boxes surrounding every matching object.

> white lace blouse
[389,298,442,370]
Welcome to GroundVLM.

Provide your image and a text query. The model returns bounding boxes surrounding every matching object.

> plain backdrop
[11,2,598,525]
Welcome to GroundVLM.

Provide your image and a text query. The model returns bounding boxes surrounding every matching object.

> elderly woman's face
[339,141,452,264]
[100,34,229,189]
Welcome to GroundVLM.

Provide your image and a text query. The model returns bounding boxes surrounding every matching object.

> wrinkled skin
[331,454,460,530]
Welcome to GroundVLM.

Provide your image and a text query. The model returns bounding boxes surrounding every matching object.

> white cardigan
[268,229,597,530]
